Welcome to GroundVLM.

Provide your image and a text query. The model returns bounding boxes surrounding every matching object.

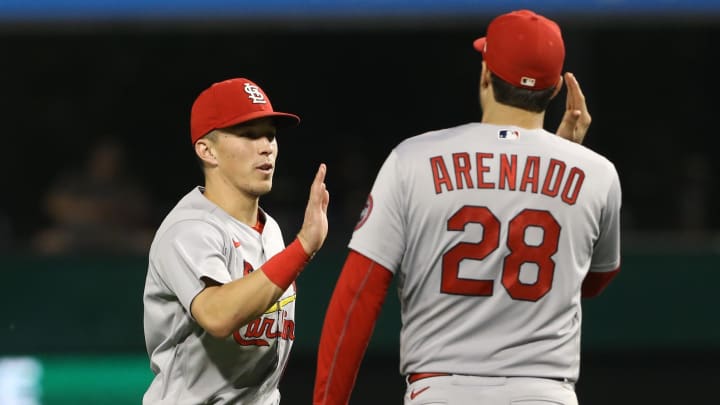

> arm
[314,250,393,405]
[582,166,622,299]
[192,163,330,338]
[582,266,620,298]
[555,72,592,144]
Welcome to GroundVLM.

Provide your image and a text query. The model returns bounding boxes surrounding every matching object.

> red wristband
[261,238,311,290]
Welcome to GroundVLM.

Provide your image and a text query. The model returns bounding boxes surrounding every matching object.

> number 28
[442,206,560,302]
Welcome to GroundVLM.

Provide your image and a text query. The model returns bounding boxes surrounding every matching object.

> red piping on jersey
[252,213,265,234]
[252,221,265,234]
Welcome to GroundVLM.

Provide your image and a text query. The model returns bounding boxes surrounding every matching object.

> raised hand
[297,163,330,256]
[556,72,591,144]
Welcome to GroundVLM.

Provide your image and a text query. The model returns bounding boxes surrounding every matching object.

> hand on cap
[297,163,330,256]
[556,72,591,144]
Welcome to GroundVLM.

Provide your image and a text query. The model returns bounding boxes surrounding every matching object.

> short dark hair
[490,72,557,113]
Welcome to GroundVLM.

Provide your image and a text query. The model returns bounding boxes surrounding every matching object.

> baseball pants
[404,374,578,405]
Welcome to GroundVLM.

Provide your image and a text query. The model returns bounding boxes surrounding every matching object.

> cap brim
[217,110,301,131]
[267,112,301,129]
[473,37,487,53]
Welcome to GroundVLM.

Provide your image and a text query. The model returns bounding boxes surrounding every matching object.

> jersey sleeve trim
[345,243,397,273]
[582,266,620,298]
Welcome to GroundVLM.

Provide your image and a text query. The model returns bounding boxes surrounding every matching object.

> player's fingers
[317,182,328,200]
[564,72,586,112]
[321,189,330,212]
[564,74,576,110]
[556,108,585,142]
[569,73,586,100]
[564,110,580,128]
[309,164,329,207]
[566,72,591,138]
[555,115,573,140]
[309,163,326,193]
[569,110,584,140]
[313,163,327,186]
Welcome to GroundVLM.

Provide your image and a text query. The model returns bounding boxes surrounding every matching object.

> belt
[407,373,569,383]
[407,373,451,383]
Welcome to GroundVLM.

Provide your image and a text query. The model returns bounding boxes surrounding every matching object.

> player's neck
[481,101,546,130]
[202,183,260,228]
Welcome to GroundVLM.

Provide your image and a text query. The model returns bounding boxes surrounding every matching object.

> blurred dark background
[1,1,719,404]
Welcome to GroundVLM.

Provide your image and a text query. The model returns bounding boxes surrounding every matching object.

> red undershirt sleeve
[313,250,393,405]
[581,266,620,298]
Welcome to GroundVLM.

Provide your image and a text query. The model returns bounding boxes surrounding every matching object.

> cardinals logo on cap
[244,83,267,104]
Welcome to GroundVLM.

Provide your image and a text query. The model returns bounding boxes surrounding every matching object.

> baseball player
[314,9,620,405]
[143,78,329,404]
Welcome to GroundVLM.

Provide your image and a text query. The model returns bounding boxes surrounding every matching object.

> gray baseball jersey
[143,187,295,405]
[349,123,621,381]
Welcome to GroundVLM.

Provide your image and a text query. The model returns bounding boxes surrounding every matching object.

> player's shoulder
[541,130,618,175]
[161,187,220,220]
[152,188,226,241]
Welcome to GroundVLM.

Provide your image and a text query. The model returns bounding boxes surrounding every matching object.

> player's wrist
[296,232,318,257]
[261,238,312,290]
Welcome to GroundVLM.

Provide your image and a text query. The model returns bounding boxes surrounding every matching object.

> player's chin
[252,181,273,196]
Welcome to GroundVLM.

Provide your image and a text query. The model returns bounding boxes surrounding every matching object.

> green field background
[2,248,718,403]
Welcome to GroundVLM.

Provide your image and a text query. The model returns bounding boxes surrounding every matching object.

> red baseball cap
[473,9,565,90]
[190,78,300,144]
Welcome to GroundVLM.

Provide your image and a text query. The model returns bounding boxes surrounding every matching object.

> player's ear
[195,136,218,166]
[480,61,492,90]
